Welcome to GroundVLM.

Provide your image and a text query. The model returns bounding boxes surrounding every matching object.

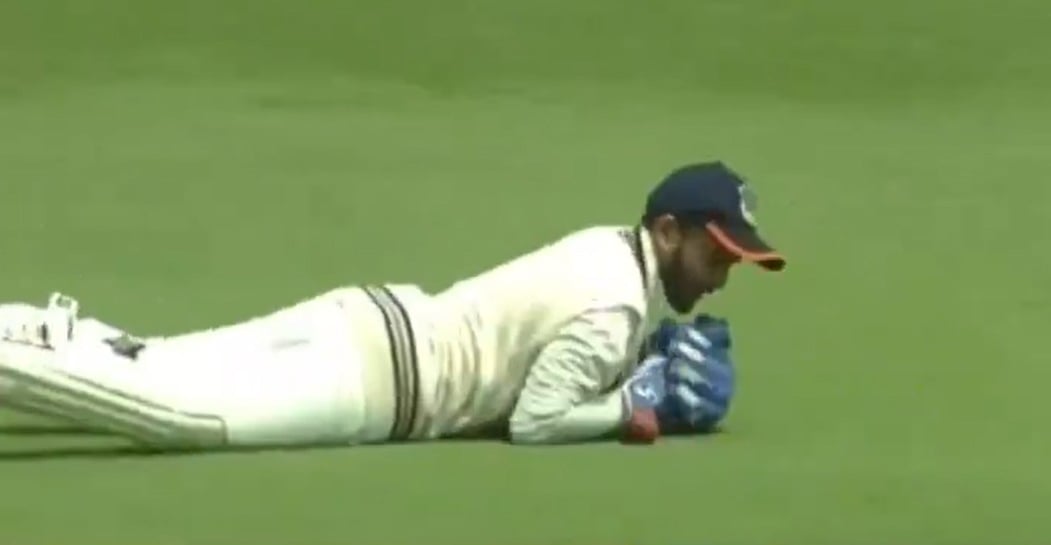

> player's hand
[644,318,679,354]
[664,314,731,361]
[646,314,731,358]
[662,315,735,432]
[619,354,668,443]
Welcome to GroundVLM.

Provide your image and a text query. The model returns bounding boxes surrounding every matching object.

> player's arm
[508,308,640,445]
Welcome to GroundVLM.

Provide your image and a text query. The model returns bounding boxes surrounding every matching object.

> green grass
[1,0,1049,543]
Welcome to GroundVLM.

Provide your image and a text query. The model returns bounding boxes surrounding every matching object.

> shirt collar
[627,225,675,328]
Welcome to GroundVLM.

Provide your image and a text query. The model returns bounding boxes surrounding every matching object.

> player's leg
[135,291,372,447]
[0,293,151,427]
[0,290,375,449]
[0,340,228,447]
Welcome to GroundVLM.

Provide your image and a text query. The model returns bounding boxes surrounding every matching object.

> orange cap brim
[706,222,786,271]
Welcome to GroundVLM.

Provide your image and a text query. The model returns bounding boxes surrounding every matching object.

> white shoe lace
[43,292,79,350]
[0,292,80,350]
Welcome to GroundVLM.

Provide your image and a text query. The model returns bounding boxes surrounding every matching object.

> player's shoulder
[490,225,634,267]
[449,224,649,317]
[543,225,649,310]
[548,225,635,254]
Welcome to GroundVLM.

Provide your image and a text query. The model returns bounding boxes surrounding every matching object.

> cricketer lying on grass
[0,161,784,449]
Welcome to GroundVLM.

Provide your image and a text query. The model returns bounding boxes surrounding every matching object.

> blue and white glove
[622,354,668,412]
[644,318,679,355]
[620,315,736,440]
[659,315,736,433]
[619,353,671,443]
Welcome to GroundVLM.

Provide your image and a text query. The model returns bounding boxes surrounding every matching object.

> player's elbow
[508,418,552,445]
[508,411,563,445]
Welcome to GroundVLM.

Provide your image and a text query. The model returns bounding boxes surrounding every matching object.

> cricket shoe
[0,292,79,352]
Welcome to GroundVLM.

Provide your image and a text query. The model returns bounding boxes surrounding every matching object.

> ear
[649,214,683,251]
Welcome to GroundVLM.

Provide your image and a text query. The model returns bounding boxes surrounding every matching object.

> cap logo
[739,185,758,227]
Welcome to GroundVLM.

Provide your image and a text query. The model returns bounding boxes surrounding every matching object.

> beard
[658,248,697,315]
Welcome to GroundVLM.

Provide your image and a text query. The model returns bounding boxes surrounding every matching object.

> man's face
[651,216,740,314]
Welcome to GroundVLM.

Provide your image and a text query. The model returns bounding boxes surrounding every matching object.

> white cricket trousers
[0,288,399,449]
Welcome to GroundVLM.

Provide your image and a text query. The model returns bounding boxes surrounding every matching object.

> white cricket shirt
[404,225,674,444]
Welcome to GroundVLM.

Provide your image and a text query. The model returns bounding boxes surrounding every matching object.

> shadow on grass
[0,424,111,436]
[0,440,424,462]
[0,423,723,462]
[0,431,505,462]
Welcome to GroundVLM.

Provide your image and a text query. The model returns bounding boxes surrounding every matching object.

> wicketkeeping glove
[619,354,668,443]
[660,315,736,433]
[644,318,677,354]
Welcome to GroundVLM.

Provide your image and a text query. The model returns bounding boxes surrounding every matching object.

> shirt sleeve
[508,308,639,444]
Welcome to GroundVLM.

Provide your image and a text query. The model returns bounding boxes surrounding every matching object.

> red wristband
[622,408,659,444]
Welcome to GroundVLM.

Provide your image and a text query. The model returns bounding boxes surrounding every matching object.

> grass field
[1,0,1049,543]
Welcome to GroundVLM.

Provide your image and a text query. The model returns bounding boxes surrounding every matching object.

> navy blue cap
[643,162,785,271]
